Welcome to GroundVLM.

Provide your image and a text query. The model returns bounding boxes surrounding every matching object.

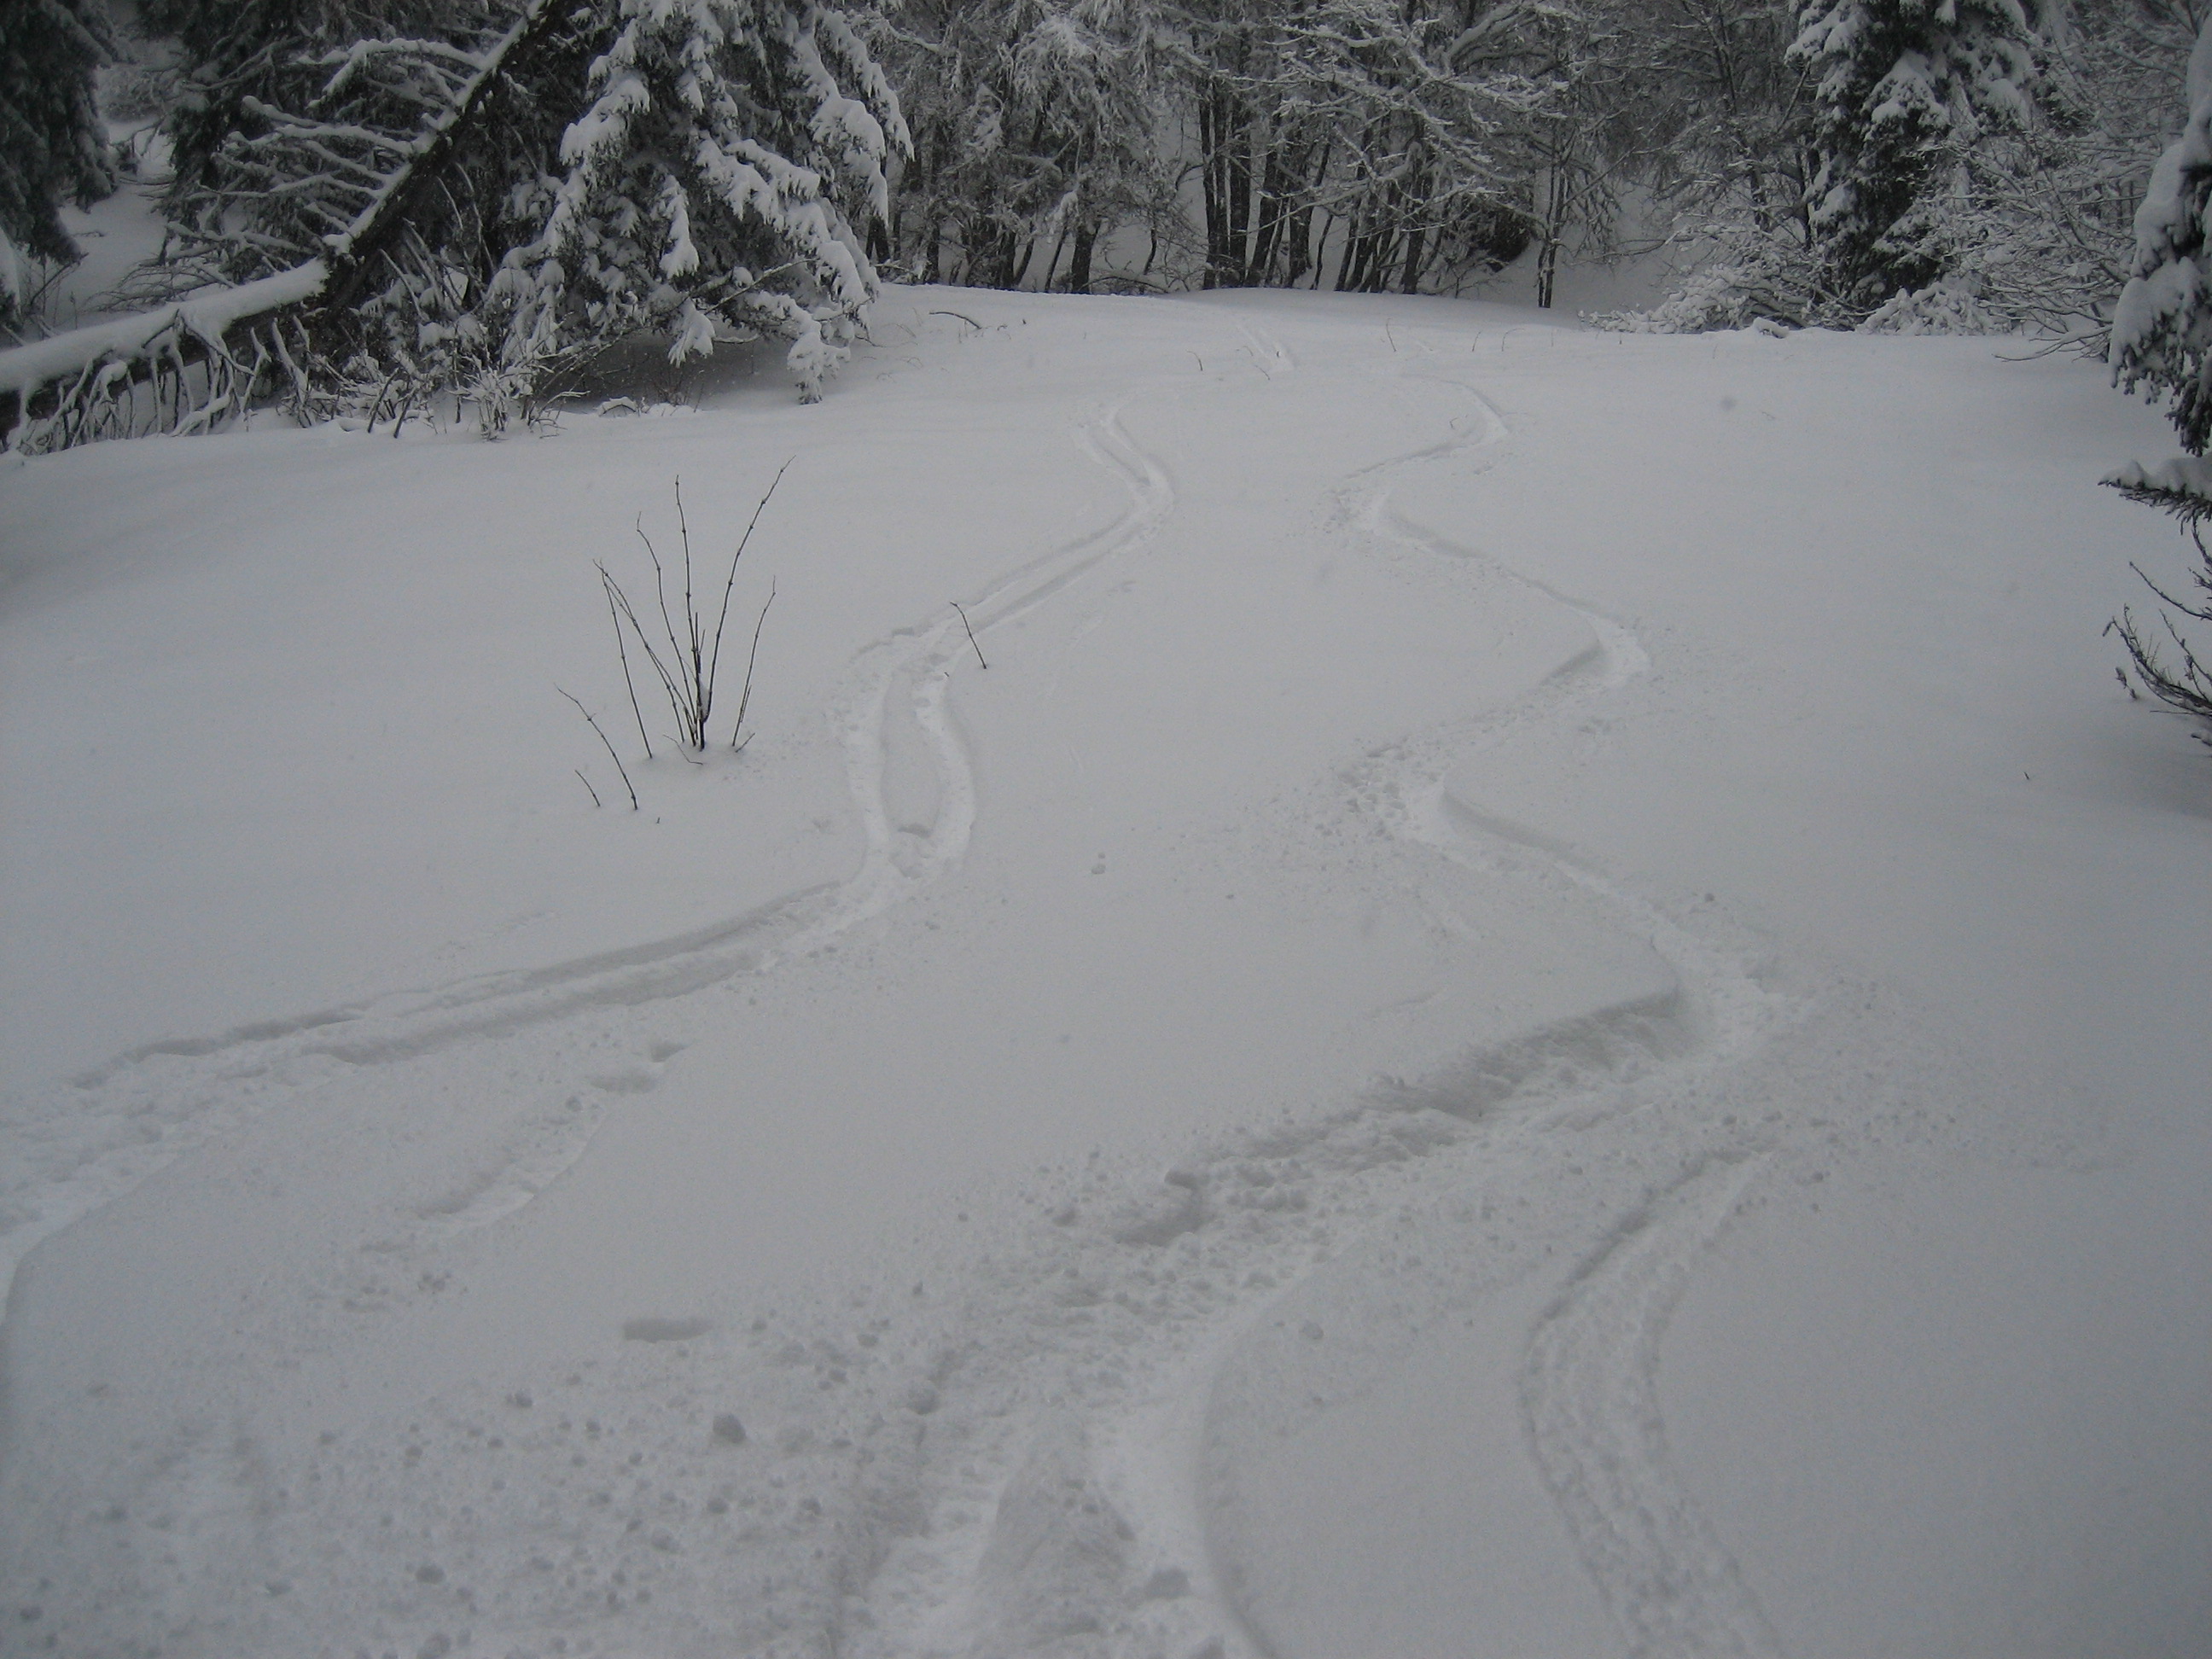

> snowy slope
[0,287,2205,1659]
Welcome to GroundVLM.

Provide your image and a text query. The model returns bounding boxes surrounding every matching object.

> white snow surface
[1,287,2207,1659]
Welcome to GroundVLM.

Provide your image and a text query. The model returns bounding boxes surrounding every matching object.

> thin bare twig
[601,569,655,759]
[557,685,638,810]
[952,601,987,669]
[601,470,789,751]
[633,512,693,740]
[574,768,602,808]
[732,579,776,748]
[599,555,687,737]
[674,479,703,731]
[706,460,793,724]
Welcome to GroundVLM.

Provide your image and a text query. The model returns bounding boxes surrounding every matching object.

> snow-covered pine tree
[140,1,500,200]
[142,3,567,294]
[1842,0,2150,343]
[115,0,592,428]
[2105,11,2212,740]
[1788,0,2038,314]
[2111,14,2212,455]
[1,0,119,329]
[49,0,902,439]
[489,0,909,401]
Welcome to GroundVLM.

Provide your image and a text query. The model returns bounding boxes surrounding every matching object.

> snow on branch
[2104,457,2212,503]
[9,0,909,446]
[316,36,496,102]
[0,262,329,449]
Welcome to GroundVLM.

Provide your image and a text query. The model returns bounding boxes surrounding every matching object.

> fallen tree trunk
[0,262,326,446]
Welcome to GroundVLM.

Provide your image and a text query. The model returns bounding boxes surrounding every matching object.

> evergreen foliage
[1790,0,2039,314]
[1846,1,2168,343]
[138,0,497,197]
[1615,0,2170,338]
[2106,12,2212,742]
[2110,12,2212,452]
[2104,473,2212,740]
[488,0,908,399]
[0,0,119,324]
[131,0,905,411]
[10,0,2205,444]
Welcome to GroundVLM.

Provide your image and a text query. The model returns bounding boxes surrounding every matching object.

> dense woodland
[2,3,2205,385]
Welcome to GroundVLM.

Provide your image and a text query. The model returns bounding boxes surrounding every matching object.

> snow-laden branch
[323,0,561,276]
[316,35,492,102]
[2105,456,2212,501]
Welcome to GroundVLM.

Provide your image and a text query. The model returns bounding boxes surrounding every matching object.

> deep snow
[0,286,2206,1659]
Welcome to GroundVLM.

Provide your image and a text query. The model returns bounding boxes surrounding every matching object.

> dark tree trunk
[1286,137,1330,288]
[1334,211,1363,292]
[1225,98,1252,285]
[1212,84,1230,289]
[1250,143,1293,282]
[1068,220,1096,293]
[1399,222,1426,294]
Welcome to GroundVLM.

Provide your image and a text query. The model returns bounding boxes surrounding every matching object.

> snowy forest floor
[1,286,2207,1659]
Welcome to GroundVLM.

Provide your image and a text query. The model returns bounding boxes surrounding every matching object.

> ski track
[848,323,1795,1656]
[1318,358,1792,1654]
[1,308,1798,1659]
[1521,1155,1782,1659]
[0,384,1174,1335]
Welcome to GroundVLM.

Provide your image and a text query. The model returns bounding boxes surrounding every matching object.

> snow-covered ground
[1,286,2206,1659]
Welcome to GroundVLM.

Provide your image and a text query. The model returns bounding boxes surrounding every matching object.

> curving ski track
[848,315,1796,1656]
[0,396,1173,1331]
[1315,352,1791,1655]
[1522,1155,1782,1659]
[2,306,1797,1658]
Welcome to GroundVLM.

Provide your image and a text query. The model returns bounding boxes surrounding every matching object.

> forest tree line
[0,0,2205,428]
